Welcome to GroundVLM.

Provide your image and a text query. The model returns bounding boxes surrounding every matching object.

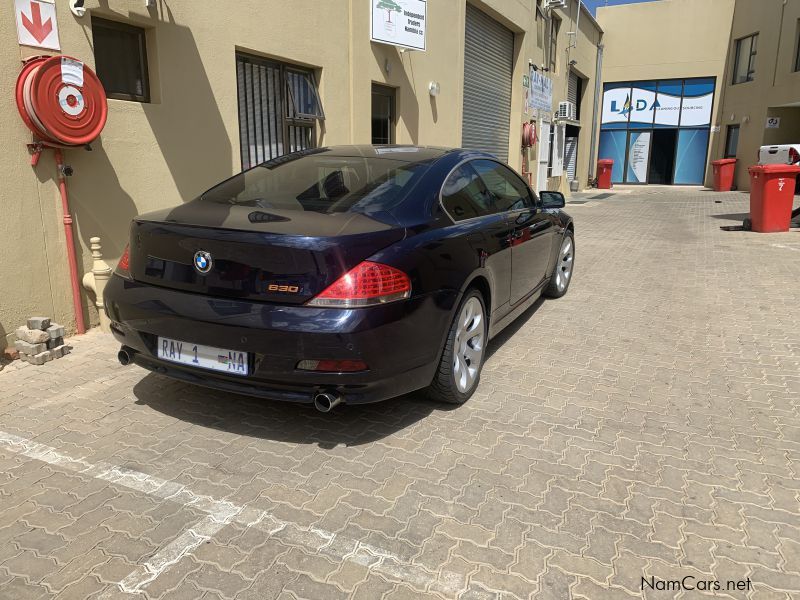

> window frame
[548,15,560,74]
[371,84,396,144]
[285,68,325,120]
[795,20,800,72]
[471,159,536,213]
[91,16,150,103]
[724,124,740,159]
[438,158,536,223]
[732,33,758,85]
[236,52,323,170]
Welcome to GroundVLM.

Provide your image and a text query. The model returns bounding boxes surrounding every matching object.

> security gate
[236,53,321,170]
[461,4,513,162]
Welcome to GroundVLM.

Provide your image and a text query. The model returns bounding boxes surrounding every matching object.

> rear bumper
[104,275,458,404]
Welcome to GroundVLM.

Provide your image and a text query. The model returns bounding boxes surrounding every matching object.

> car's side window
[471,160,535,212]
[441,162,494,221]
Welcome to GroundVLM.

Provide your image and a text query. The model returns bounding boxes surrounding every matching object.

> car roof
[312,145,498,164]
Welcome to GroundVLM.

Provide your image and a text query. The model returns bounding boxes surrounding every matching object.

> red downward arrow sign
[21,1,53,44]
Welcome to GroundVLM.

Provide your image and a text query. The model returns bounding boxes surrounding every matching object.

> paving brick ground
[1,188,799,599]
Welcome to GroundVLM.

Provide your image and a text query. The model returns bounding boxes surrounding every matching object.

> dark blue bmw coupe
[104,146,574,410]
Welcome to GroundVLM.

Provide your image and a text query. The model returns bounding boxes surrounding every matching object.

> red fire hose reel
[16,55,107,146]
[522,121,538,148]
[14,55,108,338]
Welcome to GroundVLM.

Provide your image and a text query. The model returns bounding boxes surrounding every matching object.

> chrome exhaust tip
[117,347,135,366]
[313,391,343,413]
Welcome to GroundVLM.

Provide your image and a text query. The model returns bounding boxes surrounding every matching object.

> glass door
[624,130,652,184]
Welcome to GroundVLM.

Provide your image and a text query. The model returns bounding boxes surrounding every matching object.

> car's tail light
[790,147,800,165]
[307,261,411,307]
[296,359,368,372]
[115,244,131,279]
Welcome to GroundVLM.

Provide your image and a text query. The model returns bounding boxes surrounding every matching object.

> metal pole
[54,148,86,335]
[588,41,604,180]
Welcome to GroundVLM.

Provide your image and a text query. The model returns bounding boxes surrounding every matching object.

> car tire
[427,289,488,405]
[544,230,575,299]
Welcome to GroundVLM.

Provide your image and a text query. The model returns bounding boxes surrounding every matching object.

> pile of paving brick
[15,317,72,365]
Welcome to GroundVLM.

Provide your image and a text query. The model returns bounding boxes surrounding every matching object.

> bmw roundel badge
[193,250,213,274]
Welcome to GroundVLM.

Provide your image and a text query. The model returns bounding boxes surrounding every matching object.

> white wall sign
[371,0,426,51]
[603,86,712,128]
[601,87,631,125]
[653,92,681,127]
[679,93,713,127]
[528,69,553,113]
[629,87,656,125]
[15,0,59,51]
[766,117,781,129]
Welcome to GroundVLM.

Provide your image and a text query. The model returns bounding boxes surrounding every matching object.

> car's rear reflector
[307,261,411,307]
[115,244,131,279]
[296,359,369,372]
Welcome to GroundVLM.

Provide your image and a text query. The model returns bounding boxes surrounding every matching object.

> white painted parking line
[0,431,477,598]
[771,243,800,253]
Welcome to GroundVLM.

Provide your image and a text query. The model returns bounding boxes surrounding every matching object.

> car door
[470,160,555,306]
[440,161,514,319]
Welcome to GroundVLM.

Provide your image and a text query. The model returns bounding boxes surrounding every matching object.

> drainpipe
[772,0,788,87]
[54,149,86,335]
[588,40,604,180]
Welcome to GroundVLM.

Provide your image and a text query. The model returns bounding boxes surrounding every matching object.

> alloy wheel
[556,236,574,293]
[453,296,485,393]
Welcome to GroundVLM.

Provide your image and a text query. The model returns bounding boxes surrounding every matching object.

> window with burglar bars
[236,53,324,170]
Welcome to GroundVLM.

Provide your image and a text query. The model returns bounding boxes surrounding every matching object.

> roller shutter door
[462,5,513,162]
[565,136,578,181]
[568,71,579,107]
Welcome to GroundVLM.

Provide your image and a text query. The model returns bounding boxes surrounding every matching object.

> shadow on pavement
[131,296,547,447]
[132,373,445,448]
[486,297,545,361]
[710,212,749,221]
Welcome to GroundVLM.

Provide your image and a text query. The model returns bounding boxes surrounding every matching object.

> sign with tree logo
[371,0,426,51]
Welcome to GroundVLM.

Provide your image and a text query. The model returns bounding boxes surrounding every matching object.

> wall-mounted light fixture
[428,81,440,97]
[384,58,391,75]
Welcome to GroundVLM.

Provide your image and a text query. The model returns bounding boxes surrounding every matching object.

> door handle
[529,221,550,234]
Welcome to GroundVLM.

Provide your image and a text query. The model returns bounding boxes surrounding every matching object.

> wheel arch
[464,274,492,318]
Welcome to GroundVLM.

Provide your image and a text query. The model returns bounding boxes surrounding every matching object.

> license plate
[157,337,249,376]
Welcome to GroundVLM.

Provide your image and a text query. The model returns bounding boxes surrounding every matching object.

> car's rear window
[201,152,432,217]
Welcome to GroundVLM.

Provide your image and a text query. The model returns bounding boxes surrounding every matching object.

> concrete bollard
[81,236,113,333]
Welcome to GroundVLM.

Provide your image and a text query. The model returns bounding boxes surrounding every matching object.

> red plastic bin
[597,159,614,190]
[711,158,737,192]
[747,164,800,233]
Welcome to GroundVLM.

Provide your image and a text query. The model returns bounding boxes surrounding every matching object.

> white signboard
[371,0,426,51]
[766,117,781,129]
[528,69,553,113]
[629,87,656,125]
[679,93,713,127]
[628,132,651,183]
[601,87,631,125]
[653,92,681,126]
[15,0,59,50]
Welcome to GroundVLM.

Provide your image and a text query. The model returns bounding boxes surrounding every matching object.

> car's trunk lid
[129,202,405,305]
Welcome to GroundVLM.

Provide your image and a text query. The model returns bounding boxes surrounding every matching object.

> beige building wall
[715,0,800,190]
[0,0,601,349]
[596,0,736,186]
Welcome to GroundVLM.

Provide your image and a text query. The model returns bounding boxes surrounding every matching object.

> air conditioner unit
[545,0,568,9]
[558,101,576,121]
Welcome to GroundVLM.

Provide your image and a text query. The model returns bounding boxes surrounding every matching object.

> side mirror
[540,191,565,209]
